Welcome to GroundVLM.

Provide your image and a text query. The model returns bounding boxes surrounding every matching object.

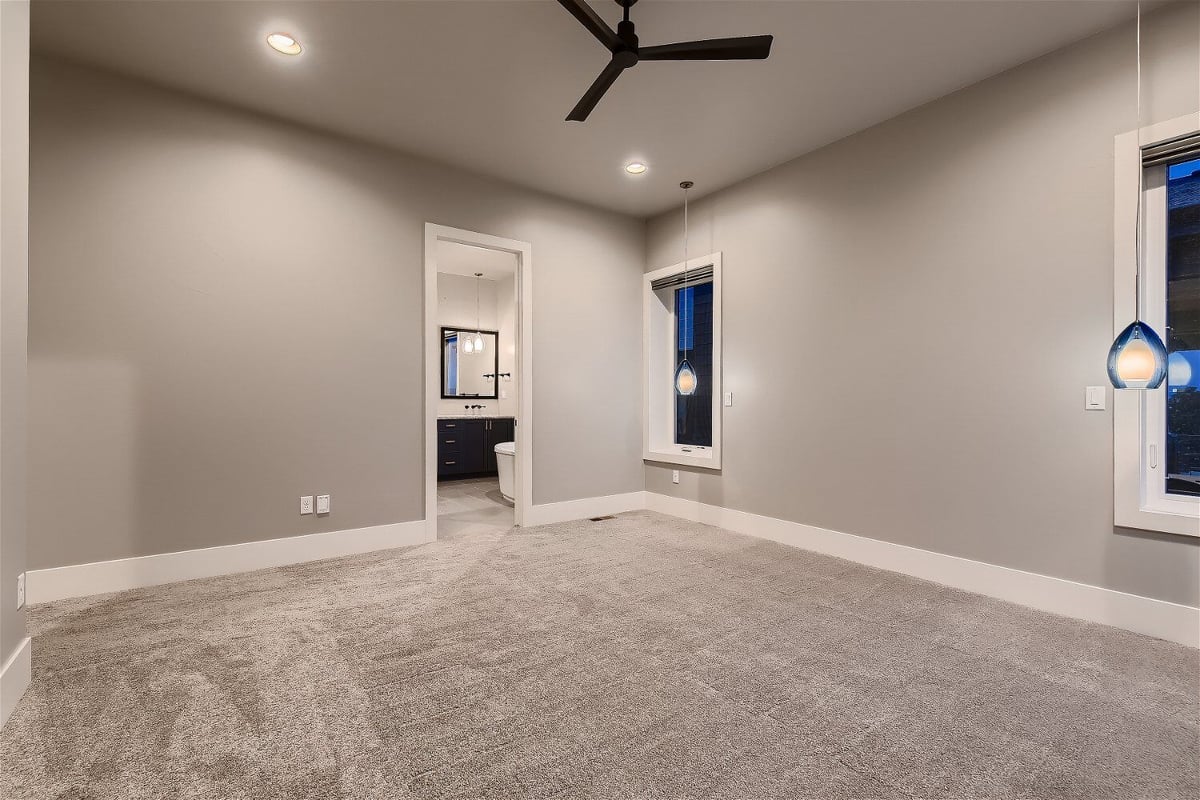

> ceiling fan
[556,0,774,122]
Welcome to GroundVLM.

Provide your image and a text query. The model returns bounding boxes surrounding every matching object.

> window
[644,253,722,469]
[675,282,713,447]
[1166,158,1200,498]
[1114,119,1200,536]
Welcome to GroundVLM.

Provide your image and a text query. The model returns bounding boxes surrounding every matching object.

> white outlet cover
[316,495,331,514]
[723,392,733,407]
[672,470,680,484]
[300,496,314,515]
[16,572,26,610]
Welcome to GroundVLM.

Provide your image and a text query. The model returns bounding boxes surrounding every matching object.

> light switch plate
[1085,386,1106,411]
[300,496,314,515]
[16,572,25,610]
[672,470,680,484]
[723,392,733,407]
[316,495,331,515]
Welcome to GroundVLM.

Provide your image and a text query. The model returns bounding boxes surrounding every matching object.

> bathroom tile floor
[437,476,514,537]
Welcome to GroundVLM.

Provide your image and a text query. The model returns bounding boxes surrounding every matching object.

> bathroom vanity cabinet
[437,417,515,479]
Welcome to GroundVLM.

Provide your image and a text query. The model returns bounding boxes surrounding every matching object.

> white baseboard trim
[645,493,1200,648]
[23,491,1196,648]
[524,491,648,528]
[26,520,434,605]
[1,636,31,731]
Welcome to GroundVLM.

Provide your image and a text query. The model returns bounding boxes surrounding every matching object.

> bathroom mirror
[441,327,500,399]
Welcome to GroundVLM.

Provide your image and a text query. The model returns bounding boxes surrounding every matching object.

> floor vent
[589,515,616,522]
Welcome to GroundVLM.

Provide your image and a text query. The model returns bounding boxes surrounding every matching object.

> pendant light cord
[680,180,693,367]
[1134,1,1143,321]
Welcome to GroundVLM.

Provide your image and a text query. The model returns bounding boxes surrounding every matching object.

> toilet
[494,441,516,502]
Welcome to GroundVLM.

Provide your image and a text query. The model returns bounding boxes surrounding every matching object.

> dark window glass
[1166,157,1200,497]
[446,336,459,396]
[676,282,713,447]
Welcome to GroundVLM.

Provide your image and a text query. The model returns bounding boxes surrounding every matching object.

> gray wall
[28,56,645,570]
[645,2,1200,607]
[1,0,30,673]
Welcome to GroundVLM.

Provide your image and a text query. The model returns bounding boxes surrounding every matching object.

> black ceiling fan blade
[555,0,620,52]
[638,34,774,61]
[566,58,626,121]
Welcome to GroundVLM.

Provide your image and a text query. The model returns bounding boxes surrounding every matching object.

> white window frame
[643,252,722,470]
[1113,115,1200,537]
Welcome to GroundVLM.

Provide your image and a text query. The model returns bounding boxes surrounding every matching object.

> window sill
[643,445,721,471]
[1115,500,1200,538]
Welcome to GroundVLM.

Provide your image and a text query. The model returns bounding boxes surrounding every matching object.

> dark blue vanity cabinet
[484,417,515,472]
[437,417,514,480]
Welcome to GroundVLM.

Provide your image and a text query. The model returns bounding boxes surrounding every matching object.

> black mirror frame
[440,326,501,400]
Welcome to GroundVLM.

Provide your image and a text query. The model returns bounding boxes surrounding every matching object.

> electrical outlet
[672,470,680,484]
[16,572,26,610]
[316,494,331,515]
[723,392,733,407]
[300,495,314,515]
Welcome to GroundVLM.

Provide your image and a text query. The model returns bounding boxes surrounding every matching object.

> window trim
[643,252,722,470]
[1113,114,1200,537]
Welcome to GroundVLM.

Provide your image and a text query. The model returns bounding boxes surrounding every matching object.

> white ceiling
[32,0,1143,217]
[437,241,518,281]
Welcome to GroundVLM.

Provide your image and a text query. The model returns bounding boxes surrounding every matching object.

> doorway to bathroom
[424,224,532,539]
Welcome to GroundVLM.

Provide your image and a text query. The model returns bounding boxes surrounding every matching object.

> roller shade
[1142,132,1200,168]
[650,265,714,291]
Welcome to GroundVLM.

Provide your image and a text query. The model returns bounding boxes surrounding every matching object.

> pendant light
[675,181,698,397]
[1108,3,1168,390]
[471,272,485,354]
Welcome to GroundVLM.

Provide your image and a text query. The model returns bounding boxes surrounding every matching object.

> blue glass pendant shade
[675,359,698,396]
[1107,320,1167,389]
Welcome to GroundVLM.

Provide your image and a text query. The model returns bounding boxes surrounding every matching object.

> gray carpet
[1,511,1196,799]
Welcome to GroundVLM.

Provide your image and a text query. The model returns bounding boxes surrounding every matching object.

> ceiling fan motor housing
[616,22,639,66]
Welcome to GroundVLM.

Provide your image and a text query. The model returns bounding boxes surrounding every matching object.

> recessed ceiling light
[266,32,302,56]
[625,162,648,175]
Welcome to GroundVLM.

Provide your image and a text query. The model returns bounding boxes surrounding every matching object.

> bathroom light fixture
[1108,3,1167,390]
[471,273,485,354]
[625,162,647,175]
[675,180,697,397]
[266,32,302,56]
